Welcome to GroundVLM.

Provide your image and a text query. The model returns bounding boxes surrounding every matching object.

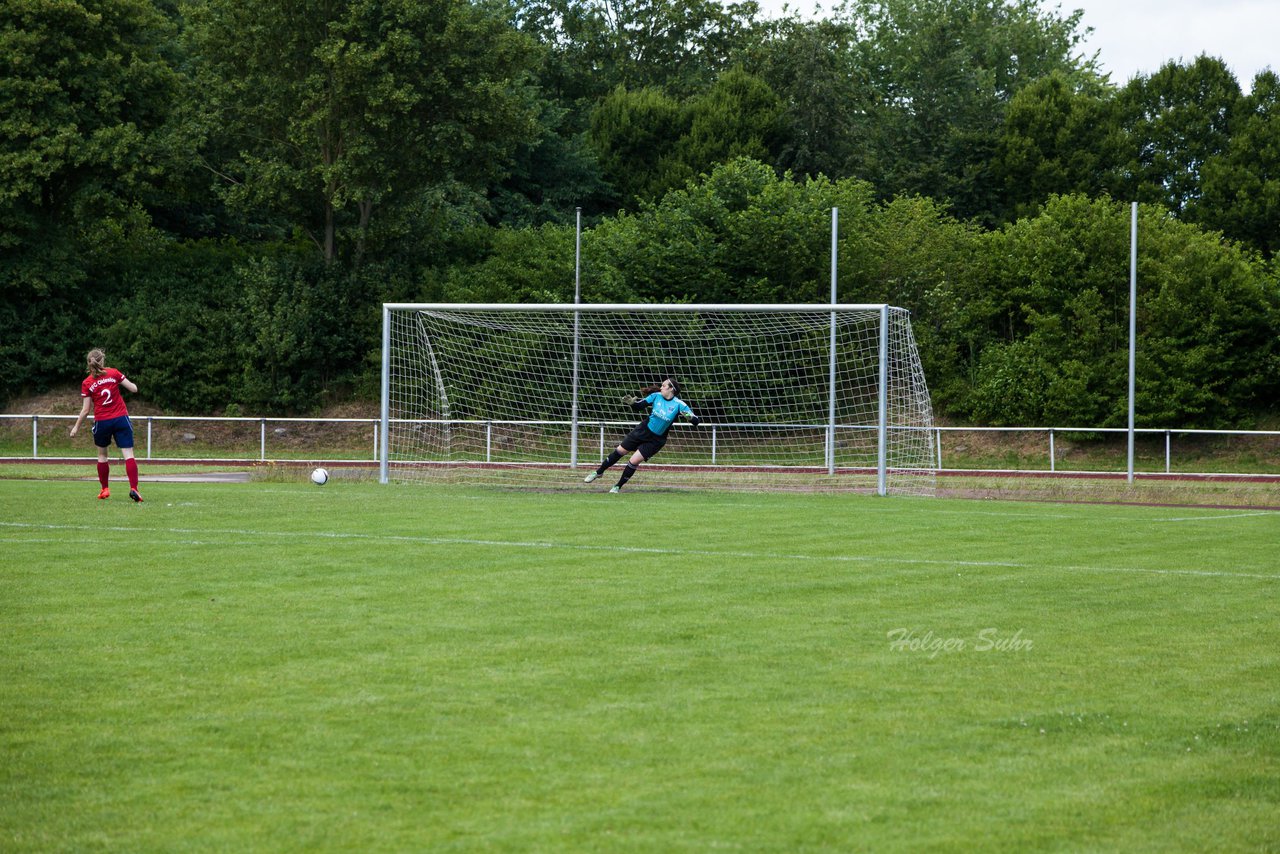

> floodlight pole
[1127,202,1137,484]
[828,207,838,475]
[571,207,583,468]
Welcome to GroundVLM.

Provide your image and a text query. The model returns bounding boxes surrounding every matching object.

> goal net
[380,304,935,495]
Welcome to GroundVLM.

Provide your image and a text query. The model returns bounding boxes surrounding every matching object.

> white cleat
[609,485,621,494]
[583,472,599,483]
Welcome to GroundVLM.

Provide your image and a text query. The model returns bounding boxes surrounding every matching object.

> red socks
[95,459,139,490]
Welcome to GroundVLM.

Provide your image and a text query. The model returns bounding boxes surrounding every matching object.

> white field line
[874,507,1279,522]
[1149,512,1275,522]
[2,536,240,547]
[25,483,1279,520]
[3,522,1276,580]
[263,491,1280,522]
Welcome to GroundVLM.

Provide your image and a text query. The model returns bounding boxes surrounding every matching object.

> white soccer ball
[310,467,329,486]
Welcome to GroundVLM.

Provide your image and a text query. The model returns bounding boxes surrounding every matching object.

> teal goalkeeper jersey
[644,393,693,436]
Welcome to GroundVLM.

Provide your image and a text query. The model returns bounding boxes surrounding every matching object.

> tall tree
[1,0,178,288]
[744,17,871,180]
[589,84,690,207]
[513,0,764,108]
[486,98,615,227]
[990,72,1123,222]
[1117,55,1241,217]
[185,0,542,266]
[677,68,788,175]
[0,0,179,397]
[839,0,1099,221]
[588,68,787,209]
[1197,70,1280,258]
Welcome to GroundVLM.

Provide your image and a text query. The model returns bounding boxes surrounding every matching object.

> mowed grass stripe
[3,518,1278,580]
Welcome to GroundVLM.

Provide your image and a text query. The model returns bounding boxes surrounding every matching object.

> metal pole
[828,207,838,475]
[32,415,37,458]
[570,207,582,468]
[379,304,391,483]
[877,305,889,496]
[830,208,839,304]
[1127,202,1138,484]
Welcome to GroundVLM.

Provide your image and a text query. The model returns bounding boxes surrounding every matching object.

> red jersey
[81,368,131,420]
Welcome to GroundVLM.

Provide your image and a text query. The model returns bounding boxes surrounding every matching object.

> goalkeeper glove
[621,394,638,406]
[689,414,701,427]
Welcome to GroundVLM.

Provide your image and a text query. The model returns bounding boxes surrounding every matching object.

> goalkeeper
[584,378,701,493]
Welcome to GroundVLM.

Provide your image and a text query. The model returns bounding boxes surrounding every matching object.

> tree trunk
[324,200,336,265]
[353,199,374,269]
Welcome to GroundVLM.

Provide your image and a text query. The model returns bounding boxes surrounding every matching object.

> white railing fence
[2,414,1278,476]
[1,414,380,463]
[931,425,1280,475]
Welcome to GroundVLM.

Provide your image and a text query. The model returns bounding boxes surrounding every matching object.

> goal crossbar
[382,303,896,313]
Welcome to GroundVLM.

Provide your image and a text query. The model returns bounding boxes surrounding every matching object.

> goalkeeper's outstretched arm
[624,383,662,410]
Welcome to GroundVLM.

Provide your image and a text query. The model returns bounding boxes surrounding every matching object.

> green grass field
[2,477,1277,851]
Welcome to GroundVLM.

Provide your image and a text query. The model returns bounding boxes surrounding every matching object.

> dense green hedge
[34,242,372,414]
[431,162,1280,429]
[4,162,1277,425]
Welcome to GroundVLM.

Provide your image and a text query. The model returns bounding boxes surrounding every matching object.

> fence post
[373,421,378,462]
[711,425,718,465]
[1049,429,1056,473]
[935,427,942,470]
[1166,430,1172,474]
[147,417,152,460]
[260,419,266,461]
[32,415,38,458]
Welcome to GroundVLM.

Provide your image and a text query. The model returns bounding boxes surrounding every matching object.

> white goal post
[379,303,936,495]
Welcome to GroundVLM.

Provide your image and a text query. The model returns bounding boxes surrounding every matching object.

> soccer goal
[380,304,936,495]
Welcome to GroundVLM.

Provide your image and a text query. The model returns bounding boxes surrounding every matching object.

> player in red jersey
[69,349,143,502]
